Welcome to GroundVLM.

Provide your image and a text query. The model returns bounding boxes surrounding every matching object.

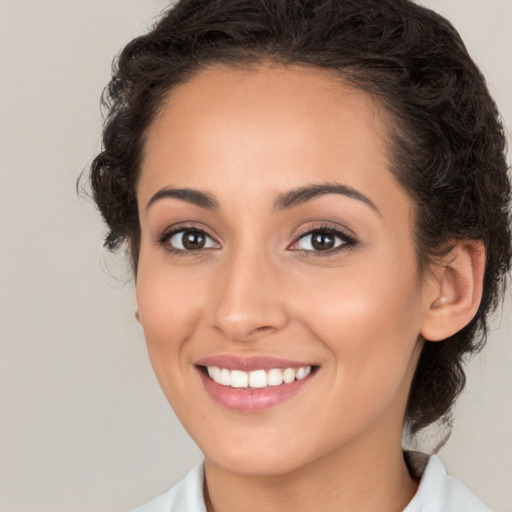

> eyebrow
[146,182,379,215]
[273,182,380,214]
[146,188,219,211]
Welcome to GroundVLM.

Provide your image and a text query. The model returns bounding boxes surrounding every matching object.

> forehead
[145,62,389,154]
[138,63,408,221]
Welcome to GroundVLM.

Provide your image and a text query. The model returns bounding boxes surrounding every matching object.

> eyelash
[292,224,357,257]
[157,226,219,258]
[157,224,357,258]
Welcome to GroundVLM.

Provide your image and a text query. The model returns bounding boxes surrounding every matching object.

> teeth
[230,370,248,388]
[283,368,296,383]
[296,366,311,380]
[220,368,231,386]
[211,366,222,383]
[205,366,313,388]
[267,368,283,386]
[249,370,267,388]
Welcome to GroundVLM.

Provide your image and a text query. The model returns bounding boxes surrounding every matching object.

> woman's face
[136,64,433,476]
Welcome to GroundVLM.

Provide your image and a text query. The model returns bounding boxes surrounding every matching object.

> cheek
[292,254,423,384]
[294,252,420,333]
[136,243,211,336]
[291,274,423,443]
[135,262,210,388]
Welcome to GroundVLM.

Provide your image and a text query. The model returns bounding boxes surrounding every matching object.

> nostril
[250,326,275,336]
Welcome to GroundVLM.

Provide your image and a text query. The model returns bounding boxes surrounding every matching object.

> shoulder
[128,464,206,512]
[404,452,493,512]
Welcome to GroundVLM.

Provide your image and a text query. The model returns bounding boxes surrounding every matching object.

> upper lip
[194,355,316,371]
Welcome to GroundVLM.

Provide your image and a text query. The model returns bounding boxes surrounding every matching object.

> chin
[206,450,307,478]
[197,426,322,478]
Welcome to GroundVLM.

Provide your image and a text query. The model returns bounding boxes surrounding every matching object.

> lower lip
[197,368,315,413]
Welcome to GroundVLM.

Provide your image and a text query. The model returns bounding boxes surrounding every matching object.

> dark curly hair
[89,0,511,435]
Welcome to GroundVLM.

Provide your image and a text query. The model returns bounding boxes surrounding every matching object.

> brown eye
[310,232,335,250]
[297,230,343,252]
[183,231,205,249]
[291,226,357,256]
[167,229,217,251]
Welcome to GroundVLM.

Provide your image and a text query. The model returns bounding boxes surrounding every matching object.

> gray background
[0,1,510,511]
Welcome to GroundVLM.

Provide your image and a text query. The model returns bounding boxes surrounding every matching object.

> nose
[210,248,288,343]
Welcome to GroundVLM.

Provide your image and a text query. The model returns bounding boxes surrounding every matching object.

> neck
[204,430,418,512]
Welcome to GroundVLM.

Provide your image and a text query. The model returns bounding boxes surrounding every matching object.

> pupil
[312,232,334,250]
[183,231,205,250]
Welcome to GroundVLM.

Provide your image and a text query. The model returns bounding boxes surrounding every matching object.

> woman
[89,0,511,510]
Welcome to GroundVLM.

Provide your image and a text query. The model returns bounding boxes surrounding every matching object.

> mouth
[194,357,319,413]
[199,365,316,389]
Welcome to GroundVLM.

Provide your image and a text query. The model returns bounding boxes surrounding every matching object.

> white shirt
[130,453,492,512]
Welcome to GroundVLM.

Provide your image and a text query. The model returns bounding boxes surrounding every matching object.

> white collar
[404,452,492,511]
[130,452,492,511]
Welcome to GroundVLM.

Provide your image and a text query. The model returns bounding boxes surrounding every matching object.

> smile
[195,356,318,413]
[205,366,312,389]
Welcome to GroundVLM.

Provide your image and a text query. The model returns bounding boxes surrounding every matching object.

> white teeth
[205,366,313,388]
[220,368,231,386]
[212,367,222,383]
[296,366,311,380]
[249,370,267,388]
[282,368,296,383]
[230,370,248,388]
[267,368,284,386]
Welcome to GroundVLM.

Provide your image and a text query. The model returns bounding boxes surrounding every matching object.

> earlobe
[420,240,485,342]
[135,309,141,323]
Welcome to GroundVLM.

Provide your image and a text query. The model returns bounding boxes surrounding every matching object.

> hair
[89,0,511,435]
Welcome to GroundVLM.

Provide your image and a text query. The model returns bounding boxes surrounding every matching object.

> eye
[159,228,219,255]
[290,226,356,255]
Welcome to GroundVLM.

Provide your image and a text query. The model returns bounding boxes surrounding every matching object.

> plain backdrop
[0,1,511,511]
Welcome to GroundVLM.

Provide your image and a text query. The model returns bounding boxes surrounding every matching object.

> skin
[134,63,481,512]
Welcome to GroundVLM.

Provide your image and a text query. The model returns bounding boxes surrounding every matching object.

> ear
[420,240,486,342]
[135,309,141,324]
